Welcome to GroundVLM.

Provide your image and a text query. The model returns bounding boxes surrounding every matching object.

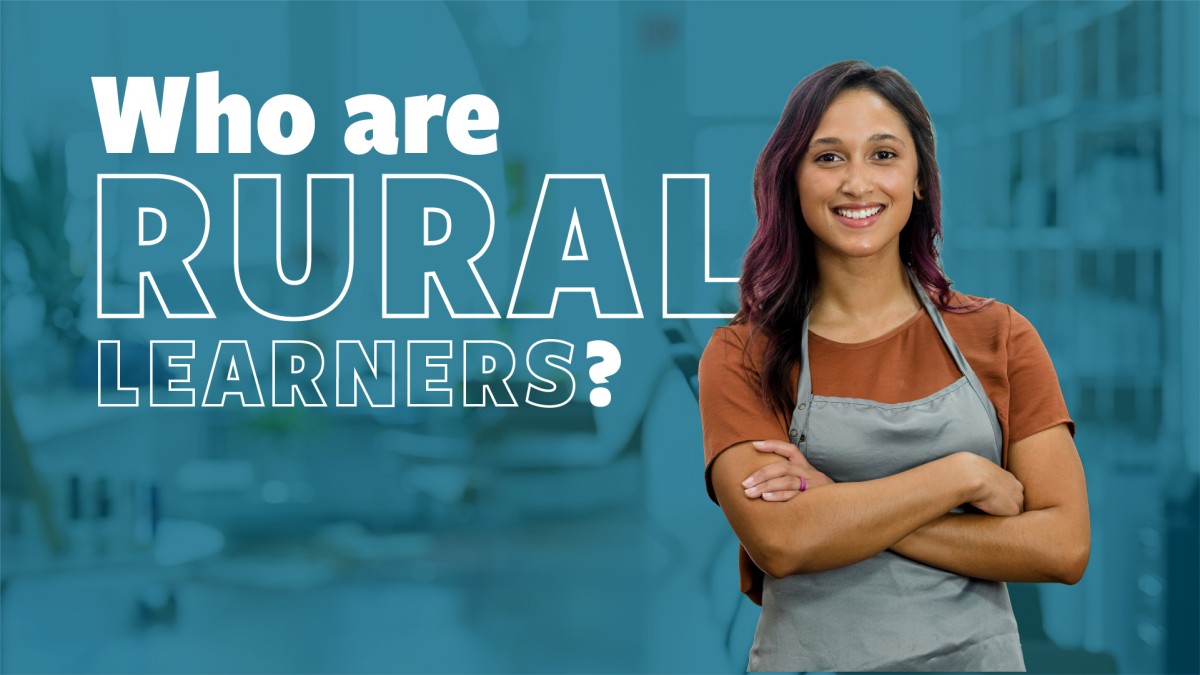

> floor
[1,511,735,674]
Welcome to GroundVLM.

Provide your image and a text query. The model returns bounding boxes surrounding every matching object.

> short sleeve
[698,326,790,504]
[1006,307,1076,444]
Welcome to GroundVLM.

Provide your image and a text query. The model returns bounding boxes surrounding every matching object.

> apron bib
[748,266,1026,672]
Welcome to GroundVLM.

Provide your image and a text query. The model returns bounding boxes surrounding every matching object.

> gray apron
[748,266,1026,672]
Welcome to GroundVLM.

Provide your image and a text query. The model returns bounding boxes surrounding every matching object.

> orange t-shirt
[697,290,1076,605]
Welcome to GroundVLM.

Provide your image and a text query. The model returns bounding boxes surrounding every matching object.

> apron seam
[809,376,970,411]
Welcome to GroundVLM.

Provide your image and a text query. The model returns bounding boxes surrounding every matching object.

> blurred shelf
[945,229,1164,251]
[950,2,1194,672]
[955,96,1164,139]
[961,0,1136,39]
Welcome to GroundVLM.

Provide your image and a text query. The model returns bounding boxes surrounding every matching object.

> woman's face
[796,88,922,263]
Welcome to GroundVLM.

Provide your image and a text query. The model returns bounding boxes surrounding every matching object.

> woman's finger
[745,475,806,496]
[752,439,801,460]
[754,440,817,472]
[741,460,794,488]
[760,490,801,502]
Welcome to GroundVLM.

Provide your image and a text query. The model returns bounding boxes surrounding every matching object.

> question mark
[586,340,622,407]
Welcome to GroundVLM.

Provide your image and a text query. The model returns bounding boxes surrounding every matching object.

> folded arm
[710,440,993,578]
[890,423,1090,584]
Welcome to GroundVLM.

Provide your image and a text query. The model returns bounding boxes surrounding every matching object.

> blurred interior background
[1,2,1197,673]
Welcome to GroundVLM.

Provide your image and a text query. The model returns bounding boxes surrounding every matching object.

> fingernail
[763,492,773,498]
[742,477,753,487]
[744,487,758,495]
[752,440,764,447]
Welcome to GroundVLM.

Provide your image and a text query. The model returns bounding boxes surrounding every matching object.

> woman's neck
[808,252,920,331]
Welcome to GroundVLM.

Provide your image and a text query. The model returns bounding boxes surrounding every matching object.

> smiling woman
[803,109,917,247]
[697,60,1089,673]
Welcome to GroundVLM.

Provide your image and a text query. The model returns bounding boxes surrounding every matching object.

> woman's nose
[840,159,873,196]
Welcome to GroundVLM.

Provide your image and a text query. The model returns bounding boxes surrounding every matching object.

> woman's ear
[914,183,923,201]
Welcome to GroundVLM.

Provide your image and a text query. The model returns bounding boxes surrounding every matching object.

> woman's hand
[741,439,835,501]
[955,452,1025,516]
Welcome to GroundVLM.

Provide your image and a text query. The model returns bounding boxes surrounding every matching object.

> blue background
[1,2,1197,673]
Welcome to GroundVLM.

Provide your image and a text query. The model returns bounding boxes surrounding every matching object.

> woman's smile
[831,203,886,229]
[796,88,921,259]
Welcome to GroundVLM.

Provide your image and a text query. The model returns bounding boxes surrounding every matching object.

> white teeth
[835,205,883,219]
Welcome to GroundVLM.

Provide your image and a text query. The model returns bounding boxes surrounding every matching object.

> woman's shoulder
[702,321,771,373]
[940,289,1012,323]
[706,321,758,348]
[940,289,1046,355]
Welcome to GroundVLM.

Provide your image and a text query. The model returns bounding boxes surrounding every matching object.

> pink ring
[799,476,807,493]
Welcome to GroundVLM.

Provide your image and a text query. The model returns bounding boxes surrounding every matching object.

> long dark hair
[733,60,993,422]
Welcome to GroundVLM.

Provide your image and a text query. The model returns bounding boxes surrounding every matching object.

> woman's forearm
[752,452,980,577]
[890,425,1091,585]
[890,507,1090,584]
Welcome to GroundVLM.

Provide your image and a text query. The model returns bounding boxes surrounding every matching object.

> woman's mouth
[832,204,885,228]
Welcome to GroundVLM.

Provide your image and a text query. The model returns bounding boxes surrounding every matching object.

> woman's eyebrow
[809,133,907,148]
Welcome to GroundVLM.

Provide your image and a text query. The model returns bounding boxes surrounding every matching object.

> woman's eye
[815,150,896,163]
